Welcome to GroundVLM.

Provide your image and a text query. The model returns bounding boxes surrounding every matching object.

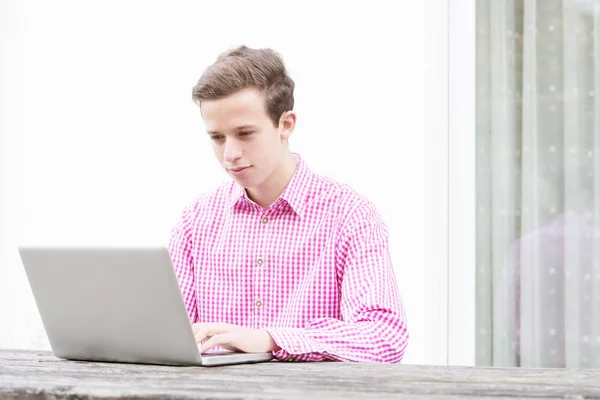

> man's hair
[192,45,295,127]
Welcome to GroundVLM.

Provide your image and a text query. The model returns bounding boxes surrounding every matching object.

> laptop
[18,245,274,367]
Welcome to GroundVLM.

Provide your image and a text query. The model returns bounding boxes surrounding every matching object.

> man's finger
[194,328,208,344]
[193,323,229,343]
[199,333,234,354]
[192,324,201,335]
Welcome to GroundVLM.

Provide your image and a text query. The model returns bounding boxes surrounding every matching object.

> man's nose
[223,139,243,163]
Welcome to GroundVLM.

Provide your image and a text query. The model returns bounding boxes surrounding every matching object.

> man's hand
[192,322,280,354]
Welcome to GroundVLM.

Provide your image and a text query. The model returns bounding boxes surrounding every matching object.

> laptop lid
[18,245,205,366]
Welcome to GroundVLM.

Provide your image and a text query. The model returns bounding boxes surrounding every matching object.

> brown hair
[192,45,295,127]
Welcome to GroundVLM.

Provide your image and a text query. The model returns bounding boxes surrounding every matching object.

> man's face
[200,88,292,189]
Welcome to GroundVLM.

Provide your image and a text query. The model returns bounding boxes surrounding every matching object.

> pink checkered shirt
[168,154,408,363]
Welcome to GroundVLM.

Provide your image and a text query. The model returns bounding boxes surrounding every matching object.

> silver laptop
[18,245,273,367]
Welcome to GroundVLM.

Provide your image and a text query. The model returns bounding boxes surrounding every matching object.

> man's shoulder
[178,181,236,220]
[310,173,380,219]
[319,176,392,246]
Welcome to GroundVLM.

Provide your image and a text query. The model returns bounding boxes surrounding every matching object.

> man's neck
[246,153,297,210]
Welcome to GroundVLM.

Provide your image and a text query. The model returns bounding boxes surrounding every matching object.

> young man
[168,45,408,363]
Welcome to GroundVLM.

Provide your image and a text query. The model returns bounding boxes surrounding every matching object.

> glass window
[476,0,600,368]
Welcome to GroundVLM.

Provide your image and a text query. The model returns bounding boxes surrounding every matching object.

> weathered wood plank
[0,349,599,399]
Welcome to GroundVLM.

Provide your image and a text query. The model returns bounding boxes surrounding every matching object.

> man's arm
[264,200,409,363]
[168,205,199,324]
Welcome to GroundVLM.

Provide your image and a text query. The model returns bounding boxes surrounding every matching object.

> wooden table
[1,349,599,399]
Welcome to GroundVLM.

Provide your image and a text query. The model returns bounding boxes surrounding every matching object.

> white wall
[1,0,438,364]
[447,0,476,366]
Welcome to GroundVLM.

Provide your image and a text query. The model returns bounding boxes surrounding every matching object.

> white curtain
[476,0,600,368]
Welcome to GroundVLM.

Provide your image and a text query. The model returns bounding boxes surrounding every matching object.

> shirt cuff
[264,327,320,361]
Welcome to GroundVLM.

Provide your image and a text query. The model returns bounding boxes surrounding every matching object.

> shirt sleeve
[167,203,199,324]
[265,200,409,363]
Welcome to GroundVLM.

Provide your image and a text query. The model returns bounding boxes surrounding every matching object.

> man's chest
[188,207,344,325]
[193,209,341,278]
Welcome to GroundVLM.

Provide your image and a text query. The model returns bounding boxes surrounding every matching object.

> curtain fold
[476,0,600,368]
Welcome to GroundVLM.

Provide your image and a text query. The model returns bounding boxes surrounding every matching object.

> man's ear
[279,111,296,140]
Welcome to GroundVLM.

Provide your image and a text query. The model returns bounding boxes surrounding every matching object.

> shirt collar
[278,153,312,218]
[228,181,247,211]
[227,153,313,218]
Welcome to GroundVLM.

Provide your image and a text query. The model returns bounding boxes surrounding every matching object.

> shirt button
[293,346,299,352]
[255,300,262,307]
[262,217,269,224]
[287,356,294,362]
[257,258,263,266]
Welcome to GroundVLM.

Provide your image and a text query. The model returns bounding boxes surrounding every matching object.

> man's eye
[239,132,253,137]
[211,135,224,140]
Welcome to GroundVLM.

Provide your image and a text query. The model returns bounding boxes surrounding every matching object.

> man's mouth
[228,166,251,173]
